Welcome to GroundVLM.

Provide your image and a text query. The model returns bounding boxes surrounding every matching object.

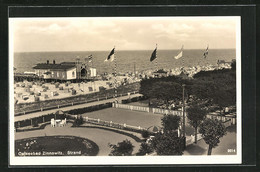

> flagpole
[155,43,158,71]
[181,45,184,72]
[182,84,186,148]
[91,55,96,91]
[114,46,118,103]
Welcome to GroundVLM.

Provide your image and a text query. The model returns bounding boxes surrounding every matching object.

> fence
[15,102,111,128]
[206,114,236,125]
[113,103,236,127]
[14,91,139,116]
[70,114,147,133]
[152,107,183,116]
[113,103,149,113]
[113,103,184,116]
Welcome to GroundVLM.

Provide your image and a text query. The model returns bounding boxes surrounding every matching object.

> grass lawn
[81,108,194,135]
[15,135,99,156]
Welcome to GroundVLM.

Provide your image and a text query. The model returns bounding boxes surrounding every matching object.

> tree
[199,119,227,155]
[140,78,183,107]
[151,132,183,155]
[231,60,236,71]
[192,69,236,111]
[161,114,181,133]
[141,130,150,139]
[136,142,153,156]
[108,139,134,156]
[186,104,207,143]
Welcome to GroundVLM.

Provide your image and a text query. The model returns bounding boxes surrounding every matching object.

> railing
[152,107,183,116]
[113,103,149,112]
[113,103,236,127]
[113,103,183,116]
[14,91,140,116]
[70,115,147,132]
[206,114,236,125]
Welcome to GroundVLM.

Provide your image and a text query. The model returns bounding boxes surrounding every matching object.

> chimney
[47,60,49,64]
[53,60,56,64]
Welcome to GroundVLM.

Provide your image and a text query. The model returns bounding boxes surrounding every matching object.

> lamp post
[182,84,186,148]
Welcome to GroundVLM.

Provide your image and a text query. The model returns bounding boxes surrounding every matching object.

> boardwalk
[14,93,142,122]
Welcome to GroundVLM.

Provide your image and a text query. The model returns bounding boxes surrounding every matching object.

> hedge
[15,113,59,128]
[15,103,112,128]
[67,102,112,115]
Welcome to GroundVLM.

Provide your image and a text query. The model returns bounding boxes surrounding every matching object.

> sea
[13,49,236,74]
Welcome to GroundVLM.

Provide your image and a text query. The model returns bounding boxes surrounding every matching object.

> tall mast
[114,46,117,103]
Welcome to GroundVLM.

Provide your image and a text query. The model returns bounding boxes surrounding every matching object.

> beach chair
[51,118,56,127]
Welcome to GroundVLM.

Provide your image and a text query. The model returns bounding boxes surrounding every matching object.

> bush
[29,91,34,95]
[45,86,49,90]
[16,84,20,87]
[27,85,32,88]
[21,83,25,87]
[67,103,112,115]
[42,85,45,88]
[32,119,39,127]
[36,92,41,96]
[44,94,48,99]
[59,86,63,90]
[151,132,183,155]
[141,130,150,139]
[136,142,153,156]
[43,88,47,92]
[65,83,69,87]
[109,139,134,156]
[73,115,84,126]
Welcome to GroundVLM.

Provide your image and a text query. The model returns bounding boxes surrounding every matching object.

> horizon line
[14,48,236,53]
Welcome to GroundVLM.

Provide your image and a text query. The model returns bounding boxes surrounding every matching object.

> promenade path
[15,123,141,156]
[184,125,237,155]
[14,93,142,122]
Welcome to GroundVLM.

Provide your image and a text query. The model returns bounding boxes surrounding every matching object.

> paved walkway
[15,93,142,122]
[15,123,141,156]
[184,126,237,155]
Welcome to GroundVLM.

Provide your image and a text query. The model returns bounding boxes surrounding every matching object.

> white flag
[174,51,183,59]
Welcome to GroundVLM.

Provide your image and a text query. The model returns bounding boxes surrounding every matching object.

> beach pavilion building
[33,60,96,81]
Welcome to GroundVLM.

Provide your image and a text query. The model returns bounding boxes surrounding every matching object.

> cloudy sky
[10,17,239,52]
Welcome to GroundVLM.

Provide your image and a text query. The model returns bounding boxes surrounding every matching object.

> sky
[10,17,239,52]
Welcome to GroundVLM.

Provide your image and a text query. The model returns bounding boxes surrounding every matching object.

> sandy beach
[14,80,113,104]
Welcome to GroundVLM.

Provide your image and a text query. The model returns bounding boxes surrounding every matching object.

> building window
[62,72,65,78]
[72,71,75,77]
